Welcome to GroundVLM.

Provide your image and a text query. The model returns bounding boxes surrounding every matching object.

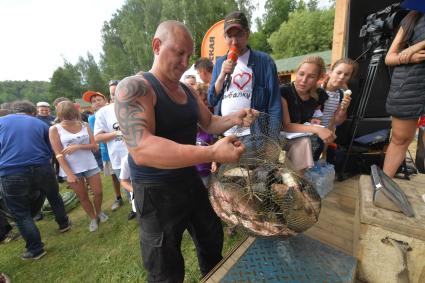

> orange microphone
[227,46,239,61]
[223,46,240,90]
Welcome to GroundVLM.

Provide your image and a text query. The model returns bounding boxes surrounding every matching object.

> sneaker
[2,230,21,243]
[21,249,47,260]
[0,272,11,283]
[111,198,124,211]
[97,212,109,223]
[59,219,72,233]
[127,211,136,220]
[89,219,98,232]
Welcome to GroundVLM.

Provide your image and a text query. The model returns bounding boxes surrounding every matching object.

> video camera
[359,2,408,55]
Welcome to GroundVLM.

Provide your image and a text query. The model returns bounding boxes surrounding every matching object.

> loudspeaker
[327,145,386,179]
[347,62,391,118]
[336,117,391,146]
[345,0,402,119]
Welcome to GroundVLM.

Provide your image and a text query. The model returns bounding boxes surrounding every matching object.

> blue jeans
[74,167,101,178]
[0,164,69,254]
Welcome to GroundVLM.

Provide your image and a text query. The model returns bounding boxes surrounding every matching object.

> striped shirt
[322,90,341,128]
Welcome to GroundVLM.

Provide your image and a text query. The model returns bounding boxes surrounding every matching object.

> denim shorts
[113,168,121,178]
[74,167,100,178]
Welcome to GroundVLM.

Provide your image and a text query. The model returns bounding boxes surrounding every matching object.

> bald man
[114,21,256,282]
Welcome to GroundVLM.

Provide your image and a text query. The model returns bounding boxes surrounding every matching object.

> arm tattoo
[114,77,148,148]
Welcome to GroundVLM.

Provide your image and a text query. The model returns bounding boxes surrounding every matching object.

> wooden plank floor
[305,173,425,256]
[203,138,425,281]
[304,175,359,255]
[203,172,425,282]
[305,138,424,255]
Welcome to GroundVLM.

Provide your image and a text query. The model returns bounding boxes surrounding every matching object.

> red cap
[82,91,106,103]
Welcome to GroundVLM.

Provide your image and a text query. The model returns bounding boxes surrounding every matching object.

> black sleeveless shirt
[386,14,425,119]
[280,82,328,124]
[129,72,199,183]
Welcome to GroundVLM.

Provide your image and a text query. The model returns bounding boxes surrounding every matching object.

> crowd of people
[0,79,137,260]
[1,7,424,283]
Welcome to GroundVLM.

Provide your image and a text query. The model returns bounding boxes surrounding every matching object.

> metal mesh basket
[209,113,321,237]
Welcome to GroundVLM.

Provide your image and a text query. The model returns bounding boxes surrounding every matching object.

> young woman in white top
[49,101,108,232]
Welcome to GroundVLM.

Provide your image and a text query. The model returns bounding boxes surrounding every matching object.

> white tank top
[56,123,98,177]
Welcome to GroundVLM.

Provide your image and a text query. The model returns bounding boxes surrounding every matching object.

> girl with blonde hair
[281,56,335,172]
[321,58,358,128]
[49,101,108,232]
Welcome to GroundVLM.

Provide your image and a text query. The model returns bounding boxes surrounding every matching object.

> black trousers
[0,209,12,241]
[133,173,223,283]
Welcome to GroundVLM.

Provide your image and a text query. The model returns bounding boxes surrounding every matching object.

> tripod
[338,46,391,180]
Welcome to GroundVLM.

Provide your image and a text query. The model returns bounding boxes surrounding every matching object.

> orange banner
[201,20,227,63]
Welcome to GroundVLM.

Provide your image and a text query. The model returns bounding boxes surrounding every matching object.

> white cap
[36,102,50,107]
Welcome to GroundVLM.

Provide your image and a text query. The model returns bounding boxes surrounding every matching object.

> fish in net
[208,112,321,237]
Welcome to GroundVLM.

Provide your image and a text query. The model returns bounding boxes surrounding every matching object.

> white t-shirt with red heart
[221,50,252,137]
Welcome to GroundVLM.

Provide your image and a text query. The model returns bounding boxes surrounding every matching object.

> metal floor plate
[221,234,356,283]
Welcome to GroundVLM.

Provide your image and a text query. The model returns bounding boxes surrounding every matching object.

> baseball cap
[36,102,50,107]
[224,11,249,33]
[82,91,106,103]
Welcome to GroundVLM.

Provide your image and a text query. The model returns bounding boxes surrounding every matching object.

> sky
[0,0,330,82]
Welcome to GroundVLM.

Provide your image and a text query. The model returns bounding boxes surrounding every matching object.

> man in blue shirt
[0,100,70,260]
[208,11,282,135]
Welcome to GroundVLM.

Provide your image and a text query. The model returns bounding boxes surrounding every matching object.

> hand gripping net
[209,113,321,237]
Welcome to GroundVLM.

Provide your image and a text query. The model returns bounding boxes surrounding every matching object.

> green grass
[0,176,244,282]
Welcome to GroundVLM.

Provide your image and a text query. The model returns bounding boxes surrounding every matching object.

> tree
[100,0,254,79]
[77,53,107,94]
[249,31,271,53]
[296,0,307,10]
[0,81,50,105]
[307,0,318,11]
[257,0,296,36]
[268,8,335,59]
[49,60,83,101]
[252,0,296,53]
[100,1,150,81]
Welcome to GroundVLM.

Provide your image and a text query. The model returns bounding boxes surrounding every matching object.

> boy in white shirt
[94,80,132,216]
[119,155,136,220]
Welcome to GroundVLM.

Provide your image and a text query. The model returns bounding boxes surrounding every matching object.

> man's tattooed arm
[114,76,149,148]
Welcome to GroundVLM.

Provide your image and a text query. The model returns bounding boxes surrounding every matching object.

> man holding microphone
[208,11,282,136]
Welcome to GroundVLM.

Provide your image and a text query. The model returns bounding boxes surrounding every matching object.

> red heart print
[233,73,252,90]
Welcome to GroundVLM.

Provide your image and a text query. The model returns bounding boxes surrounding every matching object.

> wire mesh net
[209,112,321,237]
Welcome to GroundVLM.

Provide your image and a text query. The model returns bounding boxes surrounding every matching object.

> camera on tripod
[336,2,409,180]
[359,3,408,56]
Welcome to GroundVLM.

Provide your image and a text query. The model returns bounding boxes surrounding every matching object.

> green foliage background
[0,176,244,282]
[0,0,334,105]
[268,8,335,59]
